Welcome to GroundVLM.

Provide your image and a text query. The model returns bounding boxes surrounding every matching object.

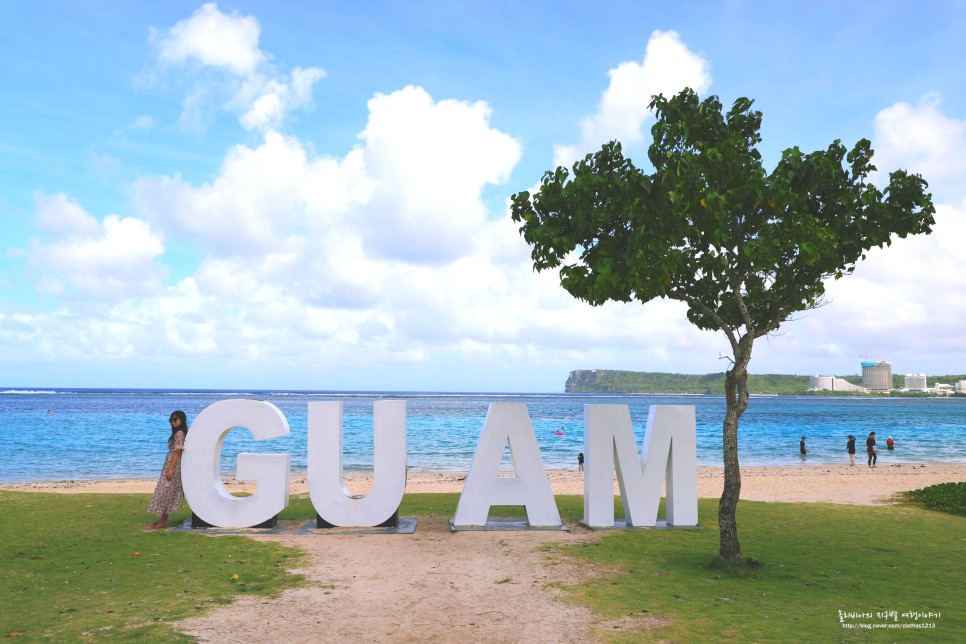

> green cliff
[564,370,966,395]
[564,370,813,394]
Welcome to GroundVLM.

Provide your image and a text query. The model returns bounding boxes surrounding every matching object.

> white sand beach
[5,463,964,506]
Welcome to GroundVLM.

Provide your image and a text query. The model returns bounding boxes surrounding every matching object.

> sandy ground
[6,463,964,506]
[4,464,964,642]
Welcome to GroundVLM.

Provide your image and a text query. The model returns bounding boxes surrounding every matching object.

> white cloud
[700,98,966,378]
[5,47,731,390]
[236,67,327,131]
[18,20,966,392]
[133,131,371,257]
[34,192,101,236]
[872,93,966,200]
[744,95,966,376]
[112,74,620,377]
[136,85,521,269]
[150,3,325,132]
[27,194,166,299]
[357,86,522,263]
[747,197,966,377]
[553,30,712,169]
[154,3,263,76]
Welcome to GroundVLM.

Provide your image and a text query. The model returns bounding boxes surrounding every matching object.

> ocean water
[2,389,965,483]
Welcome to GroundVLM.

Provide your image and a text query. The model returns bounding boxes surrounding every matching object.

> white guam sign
[181,399,698,530]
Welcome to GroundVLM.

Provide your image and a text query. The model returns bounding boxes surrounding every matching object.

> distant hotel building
[811,364,961,395]
[809,376,867,392]
[862,361,893,392]
[904,373,928,391]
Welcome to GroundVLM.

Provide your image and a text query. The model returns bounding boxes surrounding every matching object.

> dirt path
[176,517,611,643]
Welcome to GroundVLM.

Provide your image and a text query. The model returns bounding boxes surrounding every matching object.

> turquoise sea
[2,389,965,483]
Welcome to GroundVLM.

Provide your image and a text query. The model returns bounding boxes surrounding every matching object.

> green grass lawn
[553,499,964,642]
[2,490,962,641]
[0,491,306,640]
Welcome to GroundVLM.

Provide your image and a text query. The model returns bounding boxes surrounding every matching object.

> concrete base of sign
[170,518,418,535]
[296,517,417,535]
[578,519,703,531]
[316,510,399,529]
[173,518,293,535]
[449,519,570,532]
[191,512,278,529]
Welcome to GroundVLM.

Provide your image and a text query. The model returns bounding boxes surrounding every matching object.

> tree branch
[670,291,739,354]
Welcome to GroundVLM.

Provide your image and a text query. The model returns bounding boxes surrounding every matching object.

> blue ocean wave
[1,389,964,482]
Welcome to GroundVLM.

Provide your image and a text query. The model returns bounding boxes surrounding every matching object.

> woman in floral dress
[147,410,187,529]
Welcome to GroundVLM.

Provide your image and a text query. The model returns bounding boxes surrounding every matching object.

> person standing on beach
[846,434,856,466]
[577,452,584,472]
[799,436,808,457]
[147,410,187,529]
[866,431,877,468]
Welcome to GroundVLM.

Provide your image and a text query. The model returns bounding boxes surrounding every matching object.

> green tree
[510,89,935,560]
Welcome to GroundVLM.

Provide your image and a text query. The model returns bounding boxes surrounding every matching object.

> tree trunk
[718,335,753,560]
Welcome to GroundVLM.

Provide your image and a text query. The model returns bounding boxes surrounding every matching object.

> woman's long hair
[169,410,188,438]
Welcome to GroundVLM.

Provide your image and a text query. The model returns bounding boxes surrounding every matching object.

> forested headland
[564,369,966,395]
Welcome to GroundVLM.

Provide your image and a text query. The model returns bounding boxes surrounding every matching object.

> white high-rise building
[904,374,928,391]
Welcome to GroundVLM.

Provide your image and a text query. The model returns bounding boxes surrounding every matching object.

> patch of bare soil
[176,517,609,643]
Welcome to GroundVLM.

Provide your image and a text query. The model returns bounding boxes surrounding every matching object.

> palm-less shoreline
[4,463,964,506]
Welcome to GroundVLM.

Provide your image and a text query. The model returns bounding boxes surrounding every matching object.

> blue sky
[2,1,966,392]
